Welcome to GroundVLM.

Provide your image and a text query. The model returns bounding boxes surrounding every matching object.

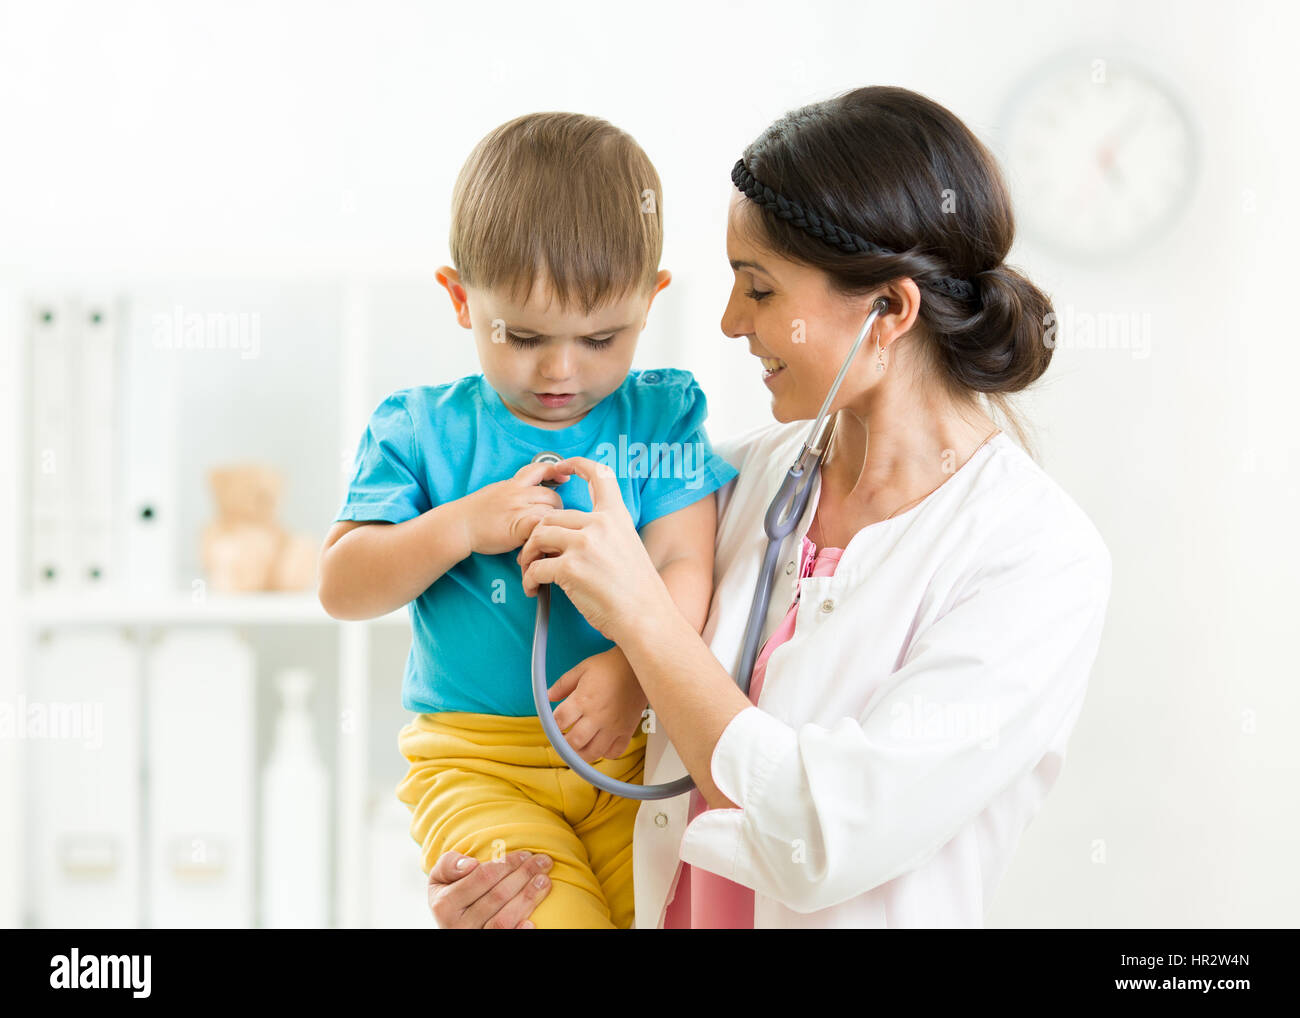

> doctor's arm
[554,493,723,759]
[612,499,755,809]
[620,525,1111,913]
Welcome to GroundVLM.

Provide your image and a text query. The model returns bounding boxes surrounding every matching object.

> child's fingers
[514,460,571,488]
[563,717,600,760]
[551,696,579,731]
[510,507,552,548]
[547,667,581,702]
[588,735,614,763]
[595,731,625,763]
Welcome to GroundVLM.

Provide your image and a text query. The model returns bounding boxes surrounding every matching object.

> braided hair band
[731,157,977,303]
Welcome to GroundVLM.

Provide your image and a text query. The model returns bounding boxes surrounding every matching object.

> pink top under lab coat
[663,533,843,929]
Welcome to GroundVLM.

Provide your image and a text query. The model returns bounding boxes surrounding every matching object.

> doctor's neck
[822,357,998,508]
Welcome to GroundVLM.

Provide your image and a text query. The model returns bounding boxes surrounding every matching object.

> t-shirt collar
[476,372,623,453]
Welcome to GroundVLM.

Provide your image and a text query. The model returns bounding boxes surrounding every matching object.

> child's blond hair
[450,112,663,316]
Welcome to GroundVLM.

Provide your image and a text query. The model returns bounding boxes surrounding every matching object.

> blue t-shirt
[334,368,739,717]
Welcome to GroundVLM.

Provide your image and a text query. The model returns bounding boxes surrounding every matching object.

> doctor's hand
[517,456,674,646]
[547,647,649,763]
[426,849,553,929]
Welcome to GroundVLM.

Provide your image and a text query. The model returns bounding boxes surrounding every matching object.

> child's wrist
[611,647,649,707]
[446,497,475,558]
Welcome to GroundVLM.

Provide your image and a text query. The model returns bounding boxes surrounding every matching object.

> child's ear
[435,266,472,329]
[641,269,672,325]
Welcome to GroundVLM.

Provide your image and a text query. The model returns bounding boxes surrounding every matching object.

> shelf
[19,590,411,627]
[3,275,432,927]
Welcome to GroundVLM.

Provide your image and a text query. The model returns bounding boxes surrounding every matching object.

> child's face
[438,267,671,430]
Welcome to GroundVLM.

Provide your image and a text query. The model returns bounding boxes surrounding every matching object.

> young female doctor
[423,85,1112,929]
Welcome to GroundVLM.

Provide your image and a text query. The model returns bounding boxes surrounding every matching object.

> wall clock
[999,53,1199,260]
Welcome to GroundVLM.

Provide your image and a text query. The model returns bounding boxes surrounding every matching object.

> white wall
[1,0,1295,927]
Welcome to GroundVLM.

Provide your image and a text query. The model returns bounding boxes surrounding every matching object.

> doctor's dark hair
[735,85,1054,453]
[450,112,663,315]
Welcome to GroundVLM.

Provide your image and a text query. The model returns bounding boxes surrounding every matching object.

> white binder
[26,297,75,591]
[146,628,255,928]
[74,295,121,592]
[27,630,142,927]
[123,292,177,593]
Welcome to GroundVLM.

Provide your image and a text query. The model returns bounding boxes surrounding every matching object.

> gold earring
[876,332,886,373]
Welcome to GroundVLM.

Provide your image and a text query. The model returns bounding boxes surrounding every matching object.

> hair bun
[939,263,1054,394]
[973,264,1005,308]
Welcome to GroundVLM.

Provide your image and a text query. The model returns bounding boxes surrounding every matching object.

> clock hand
[1096,102,1154,188]
[1100,104,1151,153]
[1099,145,1124,188]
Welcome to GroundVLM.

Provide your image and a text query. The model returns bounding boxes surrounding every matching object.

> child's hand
[461,461,570,556]
[546,647,649,763]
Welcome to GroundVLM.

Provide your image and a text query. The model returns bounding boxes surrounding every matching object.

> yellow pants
[395,711,647,929]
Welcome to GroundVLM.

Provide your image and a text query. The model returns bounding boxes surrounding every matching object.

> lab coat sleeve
[677,521,1112,914]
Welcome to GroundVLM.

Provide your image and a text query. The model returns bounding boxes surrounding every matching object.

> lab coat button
[785,561,795,574]
[819,597,835,613]
[654,811,668,828]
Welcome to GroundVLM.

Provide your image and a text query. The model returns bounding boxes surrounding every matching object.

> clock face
[999,56,1198,260]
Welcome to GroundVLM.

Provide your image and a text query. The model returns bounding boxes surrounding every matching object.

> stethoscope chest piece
[531,450,563,488]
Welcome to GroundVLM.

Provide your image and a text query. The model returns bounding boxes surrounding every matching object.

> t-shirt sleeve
[636,371,740,529]
[334,393,432,524]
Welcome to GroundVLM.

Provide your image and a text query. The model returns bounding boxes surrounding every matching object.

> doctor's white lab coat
[631,419,1112,928]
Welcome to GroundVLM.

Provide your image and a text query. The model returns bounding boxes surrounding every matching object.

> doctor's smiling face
[721,189,911,424]
[437,266,671,430]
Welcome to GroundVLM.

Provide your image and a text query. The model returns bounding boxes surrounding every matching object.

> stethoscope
[529,297,890,800]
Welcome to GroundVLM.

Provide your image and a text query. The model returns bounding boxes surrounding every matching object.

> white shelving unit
[0,273,489,929]
[13,595,412,927]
